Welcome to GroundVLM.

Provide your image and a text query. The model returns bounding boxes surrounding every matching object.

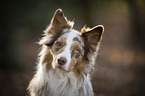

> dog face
[51,30,85,72]
[39,9,104,72]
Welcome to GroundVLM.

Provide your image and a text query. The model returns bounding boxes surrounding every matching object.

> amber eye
[55,41,62,48]
[74,49,80,54]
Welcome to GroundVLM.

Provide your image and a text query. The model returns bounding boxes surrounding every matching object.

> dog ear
[81,25,104,44]
[50,9,71,33]
[39,9,73,46]
[81,25,104,61]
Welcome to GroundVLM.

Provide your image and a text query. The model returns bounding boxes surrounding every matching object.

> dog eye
[74,49,80,53]
[55,42,62,48]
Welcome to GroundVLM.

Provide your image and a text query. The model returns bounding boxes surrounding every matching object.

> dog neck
[35,63,93,96]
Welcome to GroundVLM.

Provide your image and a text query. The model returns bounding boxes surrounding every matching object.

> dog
[28,9,104,96]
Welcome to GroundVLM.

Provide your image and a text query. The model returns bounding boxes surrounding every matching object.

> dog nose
[58,57,67,65]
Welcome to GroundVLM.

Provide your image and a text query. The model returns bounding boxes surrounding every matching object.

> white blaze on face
[55,30,81,71]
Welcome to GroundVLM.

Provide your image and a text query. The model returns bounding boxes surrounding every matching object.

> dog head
[39,9,104,73]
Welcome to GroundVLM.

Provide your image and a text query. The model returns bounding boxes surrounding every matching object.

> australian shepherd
[28,9,104,96]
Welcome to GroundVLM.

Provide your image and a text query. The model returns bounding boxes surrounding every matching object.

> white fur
[28,8,104,96]
[28,30,94,96]
[29,63,93,96]
[55,30,82,71]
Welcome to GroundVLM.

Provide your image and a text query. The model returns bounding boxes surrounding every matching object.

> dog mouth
[55,65,70,72]
[55,64,65,70]
[56,66,65,70]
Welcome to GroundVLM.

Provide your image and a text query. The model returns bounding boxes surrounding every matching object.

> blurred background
[0,0,145,96]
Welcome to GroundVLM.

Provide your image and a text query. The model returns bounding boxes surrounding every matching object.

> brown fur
[28,9,104,96]
[81,25,104,61]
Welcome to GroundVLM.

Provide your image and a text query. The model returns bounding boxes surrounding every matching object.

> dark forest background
[0,0,145,96]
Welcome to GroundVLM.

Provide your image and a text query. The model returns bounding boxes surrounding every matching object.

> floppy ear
[39,9,73,46]
[81,25,104,61]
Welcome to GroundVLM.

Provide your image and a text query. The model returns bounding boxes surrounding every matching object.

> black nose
[58,57,67,65]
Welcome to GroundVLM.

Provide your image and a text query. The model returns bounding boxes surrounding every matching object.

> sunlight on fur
[28,9,104,96]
